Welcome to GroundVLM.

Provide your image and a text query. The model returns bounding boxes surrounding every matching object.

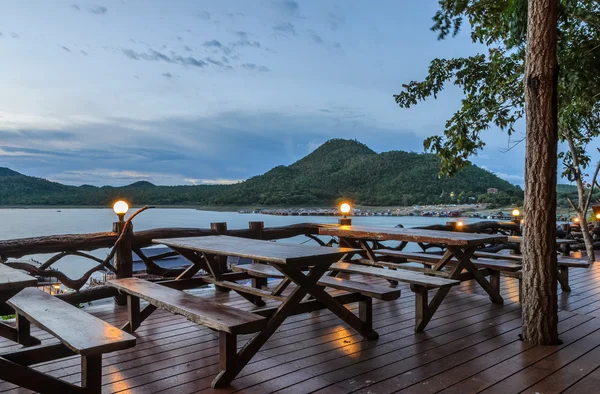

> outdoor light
[456,221,464,229]
[574,217,580,223]
[113,200,129,222]
[521,219,525,224]
[340,203,351,218]
[512,209,520,217]
[596,213,600,220]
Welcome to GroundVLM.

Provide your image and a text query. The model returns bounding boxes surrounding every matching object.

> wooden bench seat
[233,263,400,301]
[109,278,266,335]
[329,262,459,332]
[473,251,523,261]
[330,262,460,288]
[1,287,136,393]
[375,249,521,272]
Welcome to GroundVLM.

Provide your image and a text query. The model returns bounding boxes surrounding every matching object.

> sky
[0,0,532,187]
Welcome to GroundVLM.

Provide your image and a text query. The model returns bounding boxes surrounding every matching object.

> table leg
[276,264,379,340]
[448,246,504,305]
[211,263,330,388]
[558,265,571,292]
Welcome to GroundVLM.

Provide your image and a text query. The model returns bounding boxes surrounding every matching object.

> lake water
[0,208,478,281]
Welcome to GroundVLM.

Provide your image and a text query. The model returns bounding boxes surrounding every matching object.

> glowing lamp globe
[113,201,129,221]
[512,209,520,217]
[596,213,600,220]
[456,221,464,229]
[340,203,351,218]
[574,217,580,223]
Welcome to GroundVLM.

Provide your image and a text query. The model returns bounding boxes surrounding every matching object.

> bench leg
[411,285,451,332]
[127,295,141,333]
[488,270,501,303]
[81,354,102,393]
[558,266,571,292]
[519,277,523,303]
[251,277,267,307]
[13,314,41,347]
[212,332,238,388]
[359,298,373,333]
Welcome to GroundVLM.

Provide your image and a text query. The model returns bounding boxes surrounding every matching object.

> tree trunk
[579,217,596,262]
[521,0,560,345]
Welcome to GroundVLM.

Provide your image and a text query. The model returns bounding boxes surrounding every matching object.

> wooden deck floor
[3,263,600,393]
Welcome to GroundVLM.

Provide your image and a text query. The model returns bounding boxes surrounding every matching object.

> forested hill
[0,139,522,206]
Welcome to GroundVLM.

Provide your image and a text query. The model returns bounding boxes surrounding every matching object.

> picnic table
[319,224,508,306]
[110,235,379,387]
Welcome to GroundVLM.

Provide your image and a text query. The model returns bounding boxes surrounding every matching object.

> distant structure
[487,188,499,194]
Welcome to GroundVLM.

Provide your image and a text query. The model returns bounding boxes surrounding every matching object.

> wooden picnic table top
[508,236,578,245]
[0,264,37,290]
[153,235,359,265]
[319,225,507,246]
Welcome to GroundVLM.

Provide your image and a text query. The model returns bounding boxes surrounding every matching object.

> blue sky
[0,0,529,186]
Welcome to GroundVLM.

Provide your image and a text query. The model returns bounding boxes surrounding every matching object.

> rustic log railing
[0,215,333,306]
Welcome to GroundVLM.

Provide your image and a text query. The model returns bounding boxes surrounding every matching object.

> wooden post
[211,222,230,292]
[338,218,352,226]
[249,221,264,240]
[113,221,133,306]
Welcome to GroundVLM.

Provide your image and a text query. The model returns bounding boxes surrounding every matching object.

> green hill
[0,139,522,206]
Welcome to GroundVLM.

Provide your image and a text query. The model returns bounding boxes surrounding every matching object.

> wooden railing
[0,215,334,306]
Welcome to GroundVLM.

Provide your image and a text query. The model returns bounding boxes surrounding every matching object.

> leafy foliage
[394,0,600,175]
[0,139,521,207]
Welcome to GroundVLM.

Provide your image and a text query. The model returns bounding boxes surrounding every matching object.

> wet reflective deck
[2,264,600,394]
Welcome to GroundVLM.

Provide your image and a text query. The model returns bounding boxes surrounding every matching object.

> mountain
[0,139,522,206]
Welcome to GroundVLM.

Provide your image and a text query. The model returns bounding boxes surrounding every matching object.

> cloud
[0,111,424,186]
[273,22,296,36]
[241,63,270,72]
[274,0,301,17]
[205,57,232,70]
[185,178,242,185]
[61,46,72,52]
[327,11,345,31]
[0,32,3,38]
[196,11,211,20]
[203,40,223,48]
[224,11,244,18]
[308,30,323,44]
[183,45,192,52]
[80,50,88,56]
[161,72,174,78]
[87,5,107,14]
[71,4,80,10]
[10,32,19,39]
[121,48,208,68]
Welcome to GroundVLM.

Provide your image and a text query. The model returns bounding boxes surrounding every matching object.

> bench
[0,287,136,393]
[108,278,267,388]
[330,262,459,332]
[375,249,521,272]
[471,251,590,293]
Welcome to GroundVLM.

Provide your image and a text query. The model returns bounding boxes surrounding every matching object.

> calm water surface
[0,208,481,279]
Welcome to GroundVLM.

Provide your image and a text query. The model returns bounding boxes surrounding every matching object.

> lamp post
[512,208,521,223]
[112,200,129,233]
[339,203,352,226]
[111,200,131,306]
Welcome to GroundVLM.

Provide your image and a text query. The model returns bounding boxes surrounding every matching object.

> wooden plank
[0,264,37,290]
[509,235,578,245]
[473,251,523,261]
[319,225,507,246]
[317,276,400,301]
[232,264,285,278]
[154,235,358,265]
[376,250,521,272]
[330,262,460,288]
[108,278,266,335]
[7,287,136,356]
